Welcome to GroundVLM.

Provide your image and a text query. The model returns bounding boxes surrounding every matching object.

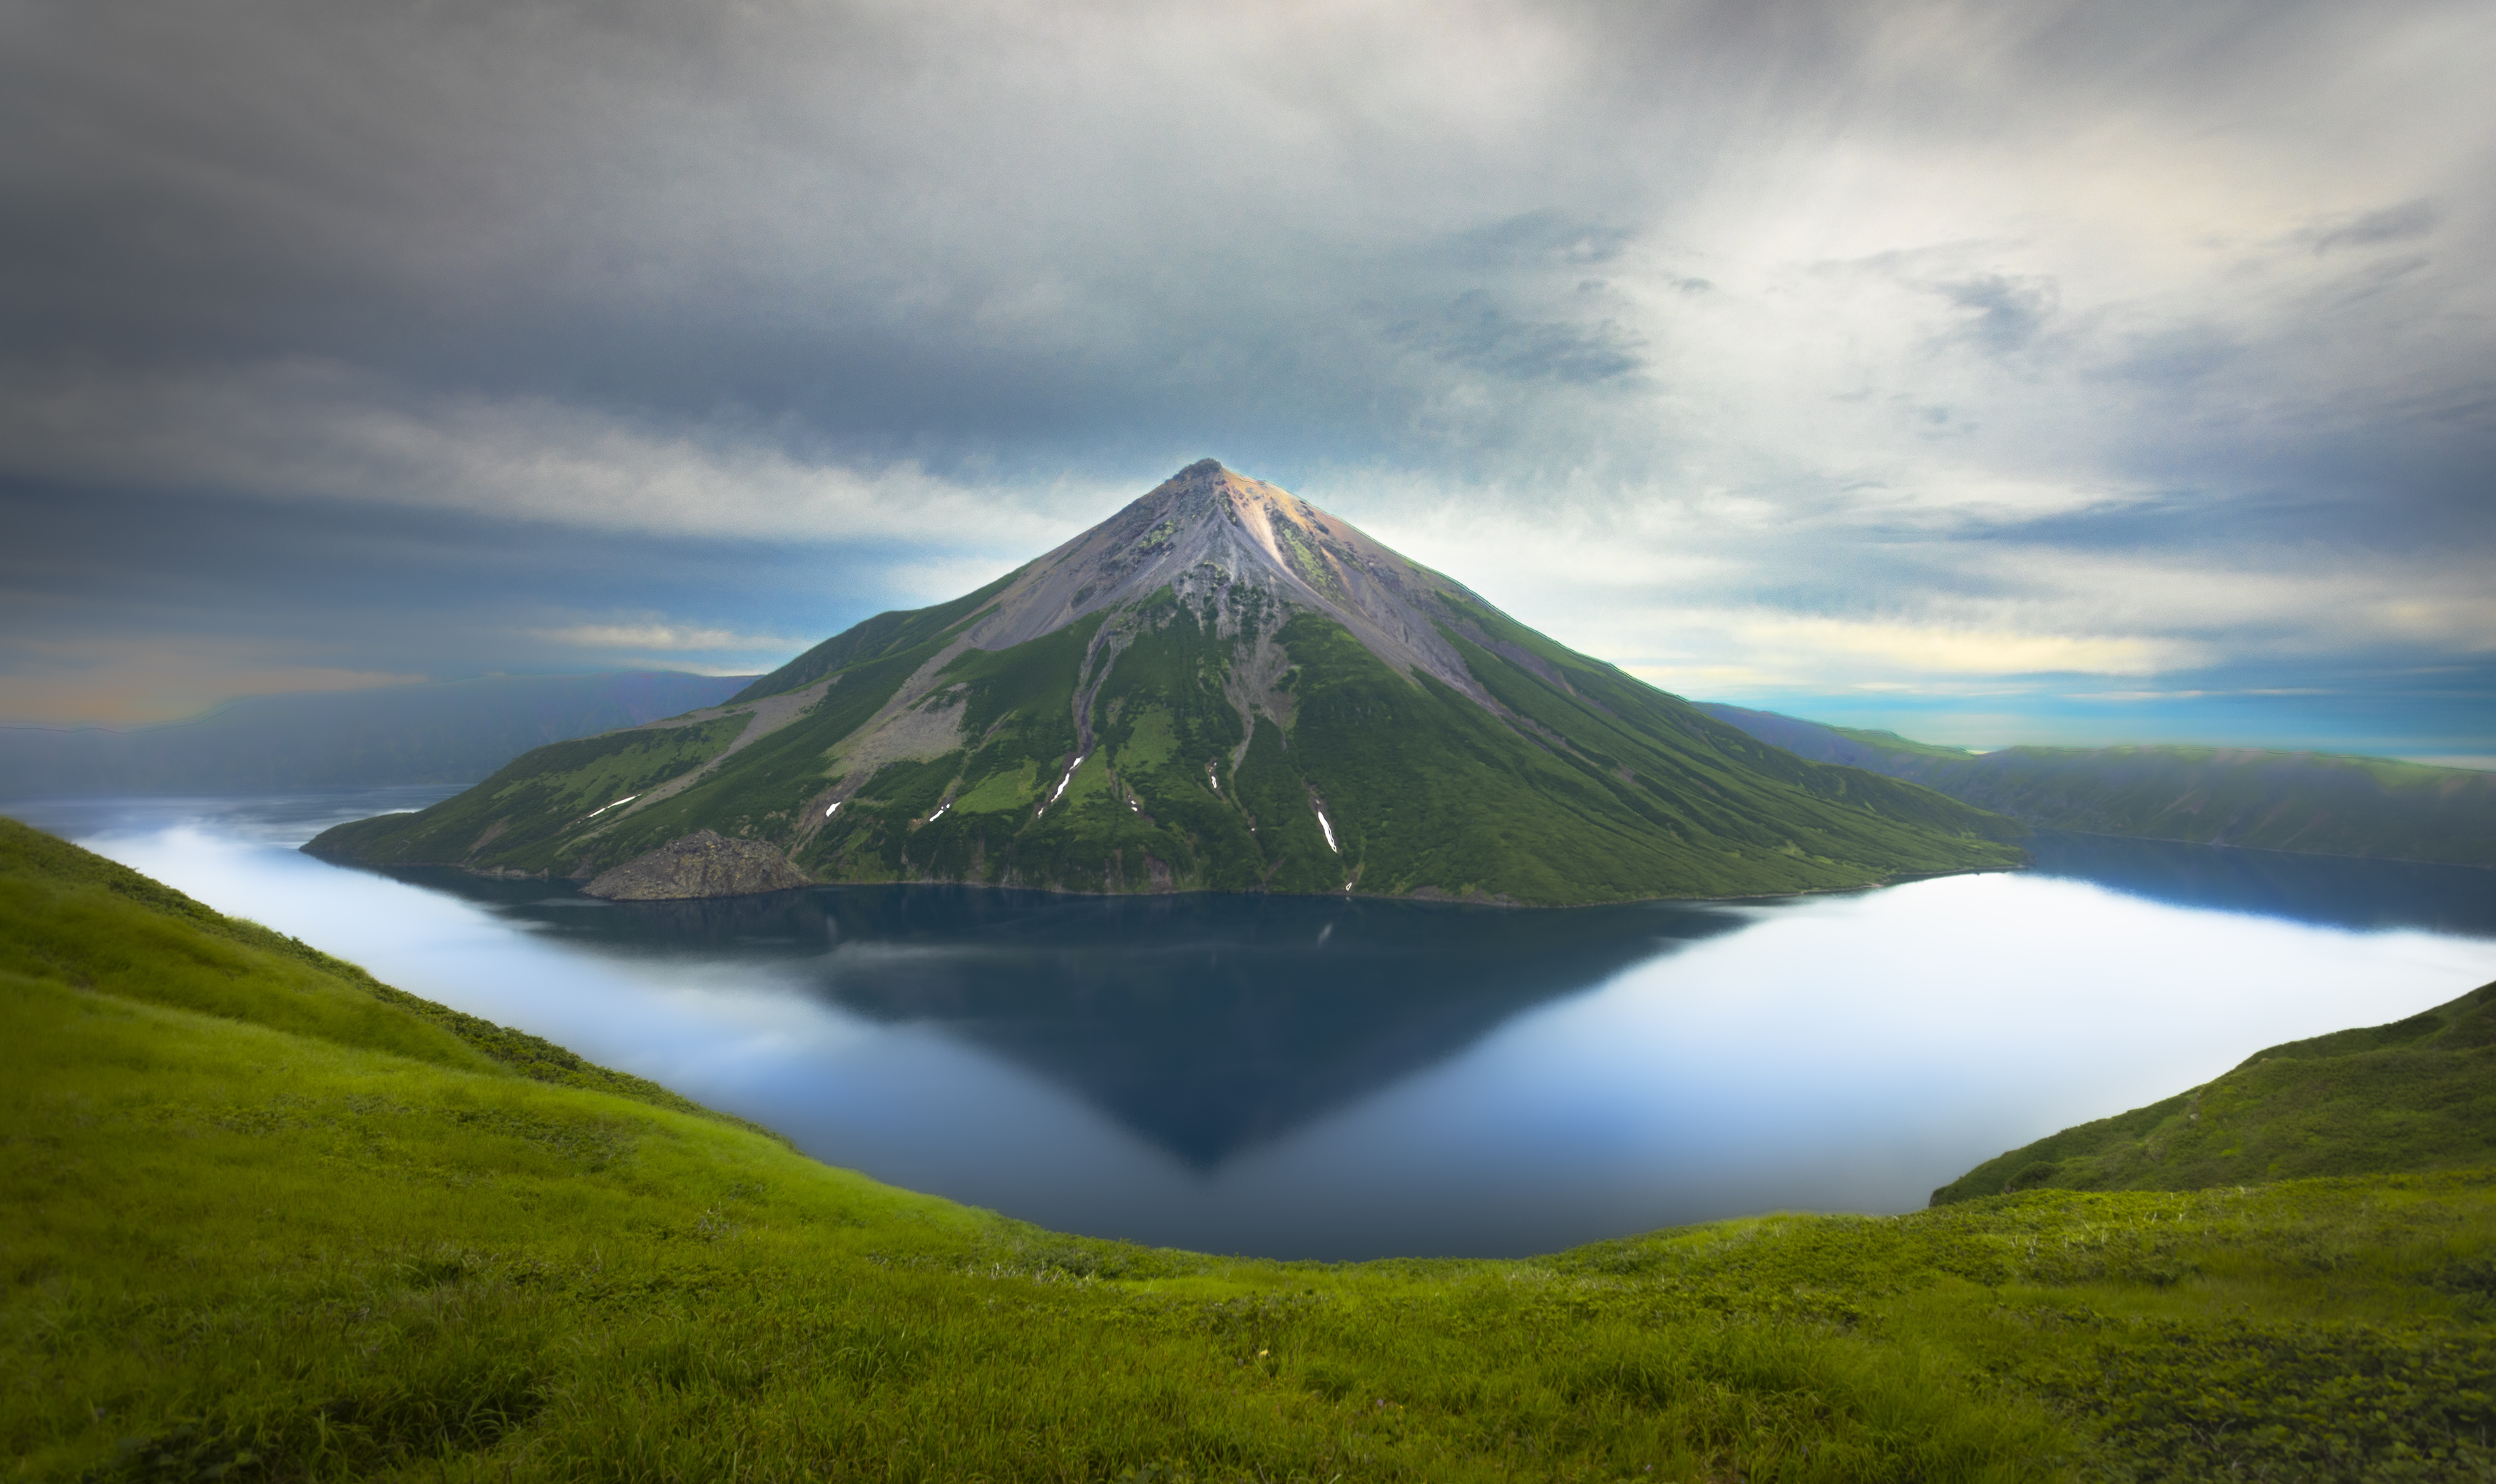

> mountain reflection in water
[14,788,2494,1258]
[397,874,1747,1166]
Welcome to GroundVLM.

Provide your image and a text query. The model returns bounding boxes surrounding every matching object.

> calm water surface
[13,787,2495,1259]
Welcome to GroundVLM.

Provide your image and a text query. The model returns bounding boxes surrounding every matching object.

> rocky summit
[307,461,2026,904]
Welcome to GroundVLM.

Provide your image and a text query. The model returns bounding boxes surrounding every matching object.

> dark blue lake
[11,787,2495,1259]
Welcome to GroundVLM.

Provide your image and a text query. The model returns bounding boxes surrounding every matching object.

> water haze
[11,787,2494,1260]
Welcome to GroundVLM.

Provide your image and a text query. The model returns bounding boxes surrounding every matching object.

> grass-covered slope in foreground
[1700,703,2496,868]
[310,463,2022,905]
[14,820,2496,1482]
[1933,980,2496,1207]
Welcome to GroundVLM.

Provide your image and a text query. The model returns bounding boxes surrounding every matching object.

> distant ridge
[0,671,753,797]
[310,462,2024,904]
[1699,703,2496,869]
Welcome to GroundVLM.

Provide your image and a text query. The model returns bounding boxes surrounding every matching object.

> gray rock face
[580,829,812,900]
[919,460,1507,711]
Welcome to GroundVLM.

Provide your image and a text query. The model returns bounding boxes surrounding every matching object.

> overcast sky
[4,0,2491,757]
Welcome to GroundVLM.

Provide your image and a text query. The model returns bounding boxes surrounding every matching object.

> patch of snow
[1314,807,1338,852]
[1039,754,1086,811]
[824,801,842,817]
[1207,766,1220,793]
[926,804,948,823]
[585,794,638,819]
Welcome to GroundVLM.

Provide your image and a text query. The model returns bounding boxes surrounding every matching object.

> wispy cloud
[0,362,1098,546]
[2298,198,2442,255]
[1731,617,2199,678]
[0,635,424,725]
[531,621,804,655]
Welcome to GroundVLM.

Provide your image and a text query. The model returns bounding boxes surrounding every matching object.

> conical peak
[1050,464,1489,696]
[823,459,1500,727]
[1142,458,1333,537]
[1147,458,1242,521]
[1153,457,1253,510]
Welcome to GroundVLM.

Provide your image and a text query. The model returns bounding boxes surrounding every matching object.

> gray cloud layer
[3,0,2490,744]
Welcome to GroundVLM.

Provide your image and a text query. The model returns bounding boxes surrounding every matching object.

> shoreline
[314,841,2034,910]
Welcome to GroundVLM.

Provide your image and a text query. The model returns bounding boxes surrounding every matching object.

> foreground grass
[7,819,2495,1480]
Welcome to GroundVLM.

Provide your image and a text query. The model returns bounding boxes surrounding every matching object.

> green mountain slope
[17,822,2496,1480]
[1699,702,2496,868]
[310,464,2022,904]
[1933,980,2496,1205]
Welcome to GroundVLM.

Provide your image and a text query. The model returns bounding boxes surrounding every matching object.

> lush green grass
[0,819,777,1139]
[9,818,2496,1480]
[1699,705,2496,868]
[314,580,2025,904]
[1933,979,2496,1206]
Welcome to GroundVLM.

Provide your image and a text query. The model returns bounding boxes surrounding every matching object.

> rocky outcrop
[581,829,812,901]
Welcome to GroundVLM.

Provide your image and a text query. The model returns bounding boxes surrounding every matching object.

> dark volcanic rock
[581,829,812,901]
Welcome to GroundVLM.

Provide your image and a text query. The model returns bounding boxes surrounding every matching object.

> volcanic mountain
[310,461,2025,904]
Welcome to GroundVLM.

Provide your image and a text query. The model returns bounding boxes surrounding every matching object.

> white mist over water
[12,789,2494,1259]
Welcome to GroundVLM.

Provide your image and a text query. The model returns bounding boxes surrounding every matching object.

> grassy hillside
[11,817,2496,1480]
[313,590,2025,905]
[1933,980,2496,1207]
[1698,704,2496,868]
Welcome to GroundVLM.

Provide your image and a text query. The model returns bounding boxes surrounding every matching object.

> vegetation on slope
[313,587,2024,905]
[307,583,1039,881]
[1699,704,2496,868]
[0,819,774,1137]
[799,599,2024,904]
[1933,979,2496,1206]
[9,819,2496,1480]
[307,715,750,876]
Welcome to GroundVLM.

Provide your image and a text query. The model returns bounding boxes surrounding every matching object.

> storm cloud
[3,0,2490,753]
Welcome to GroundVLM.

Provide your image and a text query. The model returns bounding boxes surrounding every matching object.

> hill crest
[1699,702,2496,868]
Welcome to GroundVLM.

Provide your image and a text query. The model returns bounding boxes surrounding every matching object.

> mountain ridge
[308,462,2025,904]
[1699,702,2496,868]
